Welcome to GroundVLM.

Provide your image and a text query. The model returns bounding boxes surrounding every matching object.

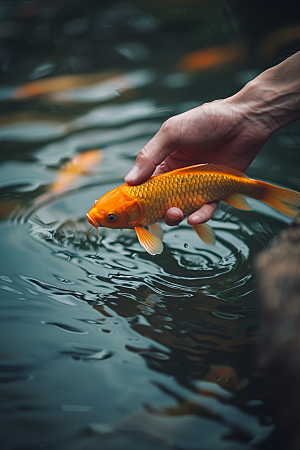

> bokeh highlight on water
[0,1,300,449]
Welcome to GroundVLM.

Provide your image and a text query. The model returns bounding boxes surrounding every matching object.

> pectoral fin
[222,193,252,210]
[148,222,164,240]
[192,223,215,246]
[135,226,163,255]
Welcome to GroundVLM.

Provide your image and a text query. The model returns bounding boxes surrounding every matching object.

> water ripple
[10,181,287,387]
[60,345,113,361]
[0,364,34,384]
[45,322,87,334]
[23,189,286,309]
[0,2,296,450]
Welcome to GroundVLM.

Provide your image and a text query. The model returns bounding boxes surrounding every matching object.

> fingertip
[125,157,157,185]
[164,207,184,226]
[125,165,139,184]
[187,202,219,225]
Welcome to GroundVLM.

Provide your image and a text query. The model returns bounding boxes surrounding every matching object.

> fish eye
[106,212,117,221]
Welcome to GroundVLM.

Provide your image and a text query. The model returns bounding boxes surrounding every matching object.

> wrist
[231,56,300,135]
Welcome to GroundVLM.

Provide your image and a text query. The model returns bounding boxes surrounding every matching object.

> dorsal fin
[156,163,249,179]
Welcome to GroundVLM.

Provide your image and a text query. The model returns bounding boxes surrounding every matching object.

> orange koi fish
[177,41,245,73]
[52,149,102,194]
[13,71,118,99]
[204,365,248,392]
[86,163,300,255]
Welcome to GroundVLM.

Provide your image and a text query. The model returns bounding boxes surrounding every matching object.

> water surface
[1,1,300,449]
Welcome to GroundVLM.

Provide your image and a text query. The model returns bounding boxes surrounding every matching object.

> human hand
[125,95,272,226]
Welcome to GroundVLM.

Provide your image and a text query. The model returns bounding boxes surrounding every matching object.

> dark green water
[0,1,300,449]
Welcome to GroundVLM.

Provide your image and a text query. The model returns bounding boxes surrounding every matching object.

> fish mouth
[86,213,99,236]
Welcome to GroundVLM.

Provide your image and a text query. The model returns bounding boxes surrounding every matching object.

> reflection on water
[0,1,300,449]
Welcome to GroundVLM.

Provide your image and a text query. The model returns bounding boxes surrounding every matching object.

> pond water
[0,1,300,449]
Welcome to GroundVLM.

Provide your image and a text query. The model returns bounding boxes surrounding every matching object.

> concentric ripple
[25,184,286,289]
[19,184,287,362]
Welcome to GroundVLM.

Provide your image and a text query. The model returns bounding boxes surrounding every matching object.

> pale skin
[125,51,300,226]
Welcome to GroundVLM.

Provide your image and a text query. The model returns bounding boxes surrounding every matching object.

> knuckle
[135,144,152,164]
[134,143,157,174]
[160,116,177,136]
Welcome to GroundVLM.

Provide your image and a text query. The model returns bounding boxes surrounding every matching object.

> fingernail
[170,211,182,222]
[125,165,138,183]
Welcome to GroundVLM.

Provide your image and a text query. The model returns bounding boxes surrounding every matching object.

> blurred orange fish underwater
[204,365,248,392]
[177,41,245,73]
[159,365,248,417]
[86,163,300,255]
[52,149,103,194]
[13,71,119,99]
[13,69,153,103]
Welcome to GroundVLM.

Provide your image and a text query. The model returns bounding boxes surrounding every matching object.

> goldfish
[86,163,300,255]
[13,71,119,99]
[204,365,248,392]
[13,69,153,103]
[52,149,102,194]
[177,41,245,73]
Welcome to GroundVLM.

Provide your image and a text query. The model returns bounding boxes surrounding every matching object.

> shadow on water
[0,1,300,449]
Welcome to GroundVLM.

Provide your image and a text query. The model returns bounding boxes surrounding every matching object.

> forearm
[231,51,300,134]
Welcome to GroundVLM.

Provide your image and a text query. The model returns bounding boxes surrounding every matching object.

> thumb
[125,120,176,185]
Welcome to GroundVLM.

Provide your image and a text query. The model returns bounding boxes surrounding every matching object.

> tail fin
[258,181,300,218]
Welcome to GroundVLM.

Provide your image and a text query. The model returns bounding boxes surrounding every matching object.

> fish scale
[87,163,300,254]
[127,172,262,226]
